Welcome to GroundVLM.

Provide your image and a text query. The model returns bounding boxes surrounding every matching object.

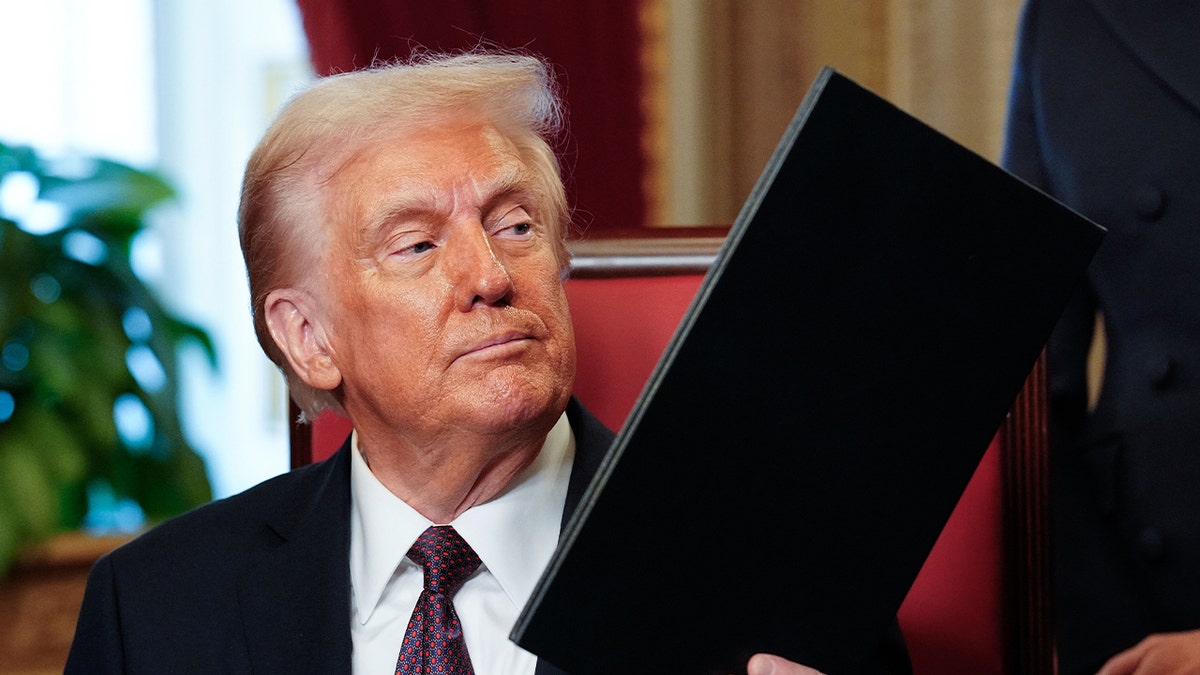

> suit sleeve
[64,554,126,674]
[1001,0,1047,186]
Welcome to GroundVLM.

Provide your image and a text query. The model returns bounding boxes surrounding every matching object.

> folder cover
[512,68,1103,674]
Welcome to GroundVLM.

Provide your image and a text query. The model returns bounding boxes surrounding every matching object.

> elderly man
[66,53,853,674]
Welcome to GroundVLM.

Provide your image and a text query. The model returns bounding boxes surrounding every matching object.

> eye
[387,236,436,258]
[406,240,436,254]
[493,220,534,242]
[492,205,536,239]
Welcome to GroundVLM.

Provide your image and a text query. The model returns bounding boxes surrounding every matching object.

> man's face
[314,121,576,444]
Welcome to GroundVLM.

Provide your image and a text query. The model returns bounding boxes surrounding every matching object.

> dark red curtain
[293,0,646,235]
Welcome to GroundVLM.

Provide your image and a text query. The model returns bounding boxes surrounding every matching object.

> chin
[469,375,570,435]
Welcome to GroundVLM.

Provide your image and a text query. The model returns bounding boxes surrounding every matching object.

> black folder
[512,68,1103,674]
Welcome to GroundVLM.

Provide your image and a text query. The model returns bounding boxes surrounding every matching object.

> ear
[263,288,343,391]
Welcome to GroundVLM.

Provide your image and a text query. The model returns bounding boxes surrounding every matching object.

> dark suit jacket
[65,398,610,675]
[1003,1,1200,672]
[67,397,910,673]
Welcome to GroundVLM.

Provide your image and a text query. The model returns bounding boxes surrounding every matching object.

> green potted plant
[0,140,214,575]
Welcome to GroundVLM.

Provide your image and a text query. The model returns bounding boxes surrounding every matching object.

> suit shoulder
[105,452,346,575]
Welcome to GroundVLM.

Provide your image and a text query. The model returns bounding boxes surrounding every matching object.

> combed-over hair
[237,51,570,421]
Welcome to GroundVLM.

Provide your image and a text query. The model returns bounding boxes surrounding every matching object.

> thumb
[747,653,826,675]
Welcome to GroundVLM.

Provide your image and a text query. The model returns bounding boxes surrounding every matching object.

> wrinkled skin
[265,120,575,522]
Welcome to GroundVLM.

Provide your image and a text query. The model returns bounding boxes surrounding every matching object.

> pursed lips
[453,332,534,362]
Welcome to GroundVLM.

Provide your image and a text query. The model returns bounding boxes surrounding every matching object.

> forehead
[322,121,535,230]
[344,121,525,191]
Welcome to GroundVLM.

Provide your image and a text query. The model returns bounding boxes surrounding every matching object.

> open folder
[512,67,1103,674]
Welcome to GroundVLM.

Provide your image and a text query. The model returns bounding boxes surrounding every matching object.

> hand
[1097,629,1200,675]
[745,653,826,675]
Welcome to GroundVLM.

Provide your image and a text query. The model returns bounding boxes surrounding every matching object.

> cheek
[328,280,436,374]
[557,320,578,392]
[337,312,439,411]
[534,273,577,377]
[550,290,575,358]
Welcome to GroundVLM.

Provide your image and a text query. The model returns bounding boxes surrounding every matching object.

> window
[0,0,314,503]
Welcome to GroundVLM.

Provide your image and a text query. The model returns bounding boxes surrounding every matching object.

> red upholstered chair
[289,233,1052,675]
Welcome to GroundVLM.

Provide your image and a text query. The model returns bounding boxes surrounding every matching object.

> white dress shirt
[349,413,574,674]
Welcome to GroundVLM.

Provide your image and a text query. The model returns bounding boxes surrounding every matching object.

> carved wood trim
[567,235,725,277]
[1000,353,1054,675]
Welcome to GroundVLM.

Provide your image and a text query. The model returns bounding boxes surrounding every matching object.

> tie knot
[407,526,480,596]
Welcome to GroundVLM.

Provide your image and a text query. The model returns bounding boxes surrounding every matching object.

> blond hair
[238,52,570,420]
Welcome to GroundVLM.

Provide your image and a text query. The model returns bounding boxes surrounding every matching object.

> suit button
[1133,186,1167,221]
[1137,528,1165,562]
[1147,355,1174,389]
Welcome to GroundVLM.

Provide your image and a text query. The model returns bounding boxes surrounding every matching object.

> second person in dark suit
[1002,1,1200,673]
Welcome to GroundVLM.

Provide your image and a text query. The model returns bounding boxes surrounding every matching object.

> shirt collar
[349,413,574,625]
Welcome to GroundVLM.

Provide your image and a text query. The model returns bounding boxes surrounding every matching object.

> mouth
[455,332,534,362]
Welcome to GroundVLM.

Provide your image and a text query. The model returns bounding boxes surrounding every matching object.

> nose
[450,224,514,311]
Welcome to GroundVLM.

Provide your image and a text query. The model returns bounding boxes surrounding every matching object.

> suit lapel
[1089,0,1200,114]
[238,445,354,674]
[534,655,573,675]
[562,397,616,525]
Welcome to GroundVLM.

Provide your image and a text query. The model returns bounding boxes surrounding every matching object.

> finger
[1097,642,1148,675]
[746,653,826,675]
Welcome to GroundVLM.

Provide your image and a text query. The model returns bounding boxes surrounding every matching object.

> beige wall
[642,0,1026,227]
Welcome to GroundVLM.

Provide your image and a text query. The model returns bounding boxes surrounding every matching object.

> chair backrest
[290,233,1052,675]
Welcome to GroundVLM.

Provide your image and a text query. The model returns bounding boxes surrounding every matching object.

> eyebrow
[356,162,537,252]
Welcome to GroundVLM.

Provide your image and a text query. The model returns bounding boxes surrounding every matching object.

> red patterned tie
[395,526,481,675]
